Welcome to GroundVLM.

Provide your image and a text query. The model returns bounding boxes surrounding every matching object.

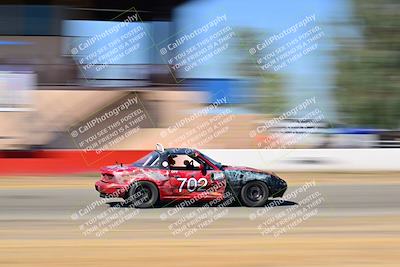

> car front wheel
[240,181,269,207]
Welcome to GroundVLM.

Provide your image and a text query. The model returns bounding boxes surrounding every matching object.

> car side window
[195,156,213,170]
[168,154,201,170]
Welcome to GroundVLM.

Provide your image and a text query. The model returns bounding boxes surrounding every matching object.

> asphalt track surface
[0,174,399,267]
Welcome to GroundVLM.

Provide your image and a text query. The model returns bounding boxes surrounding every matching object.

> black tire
[126,181,159,208]
[240,181,269,207]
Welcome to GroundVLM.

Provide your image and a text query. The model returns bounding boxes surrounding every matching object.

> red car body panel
[95,151,226,201]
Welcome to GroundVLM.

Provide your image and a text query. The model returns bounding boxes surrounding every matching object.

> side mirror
[199,163,207,176]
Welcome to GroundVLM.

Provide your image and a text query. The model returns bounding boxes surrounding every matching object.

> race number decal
[177,177,208,192]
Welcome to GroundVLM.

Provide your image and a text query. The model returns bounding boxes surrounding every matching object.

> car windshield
[199,151,223,169]
[132,151,160,167]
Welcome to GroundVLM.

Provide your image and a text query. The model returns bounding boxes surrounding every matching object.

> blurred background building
[0,0,399,151]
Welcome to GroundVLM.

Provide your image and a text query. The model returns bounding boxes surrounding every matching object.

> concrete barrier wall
[202,149,400,172]
[1,149,399,175]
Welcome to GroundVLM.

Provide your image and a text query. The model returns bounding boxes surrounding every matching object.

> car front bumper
[270,175,287,198]
[272,185,287,198]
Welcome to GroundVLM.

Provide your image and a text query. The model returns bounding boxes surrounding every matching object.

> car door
[168,153,216,197]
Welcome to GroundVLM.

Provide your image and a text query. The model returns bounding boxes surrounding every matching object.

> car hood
[223,166,275,176]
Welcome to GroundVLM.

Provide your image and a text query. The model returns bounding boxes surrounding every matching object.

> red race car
[95,144,287,207]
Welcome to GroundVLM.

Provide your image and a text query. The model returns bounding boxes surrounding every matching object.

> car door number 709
[177,177,208,192]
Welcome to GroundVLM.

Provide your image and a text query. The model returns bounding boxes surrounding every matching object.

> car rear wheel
[126,181,159,208]
[240,181,269,207]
